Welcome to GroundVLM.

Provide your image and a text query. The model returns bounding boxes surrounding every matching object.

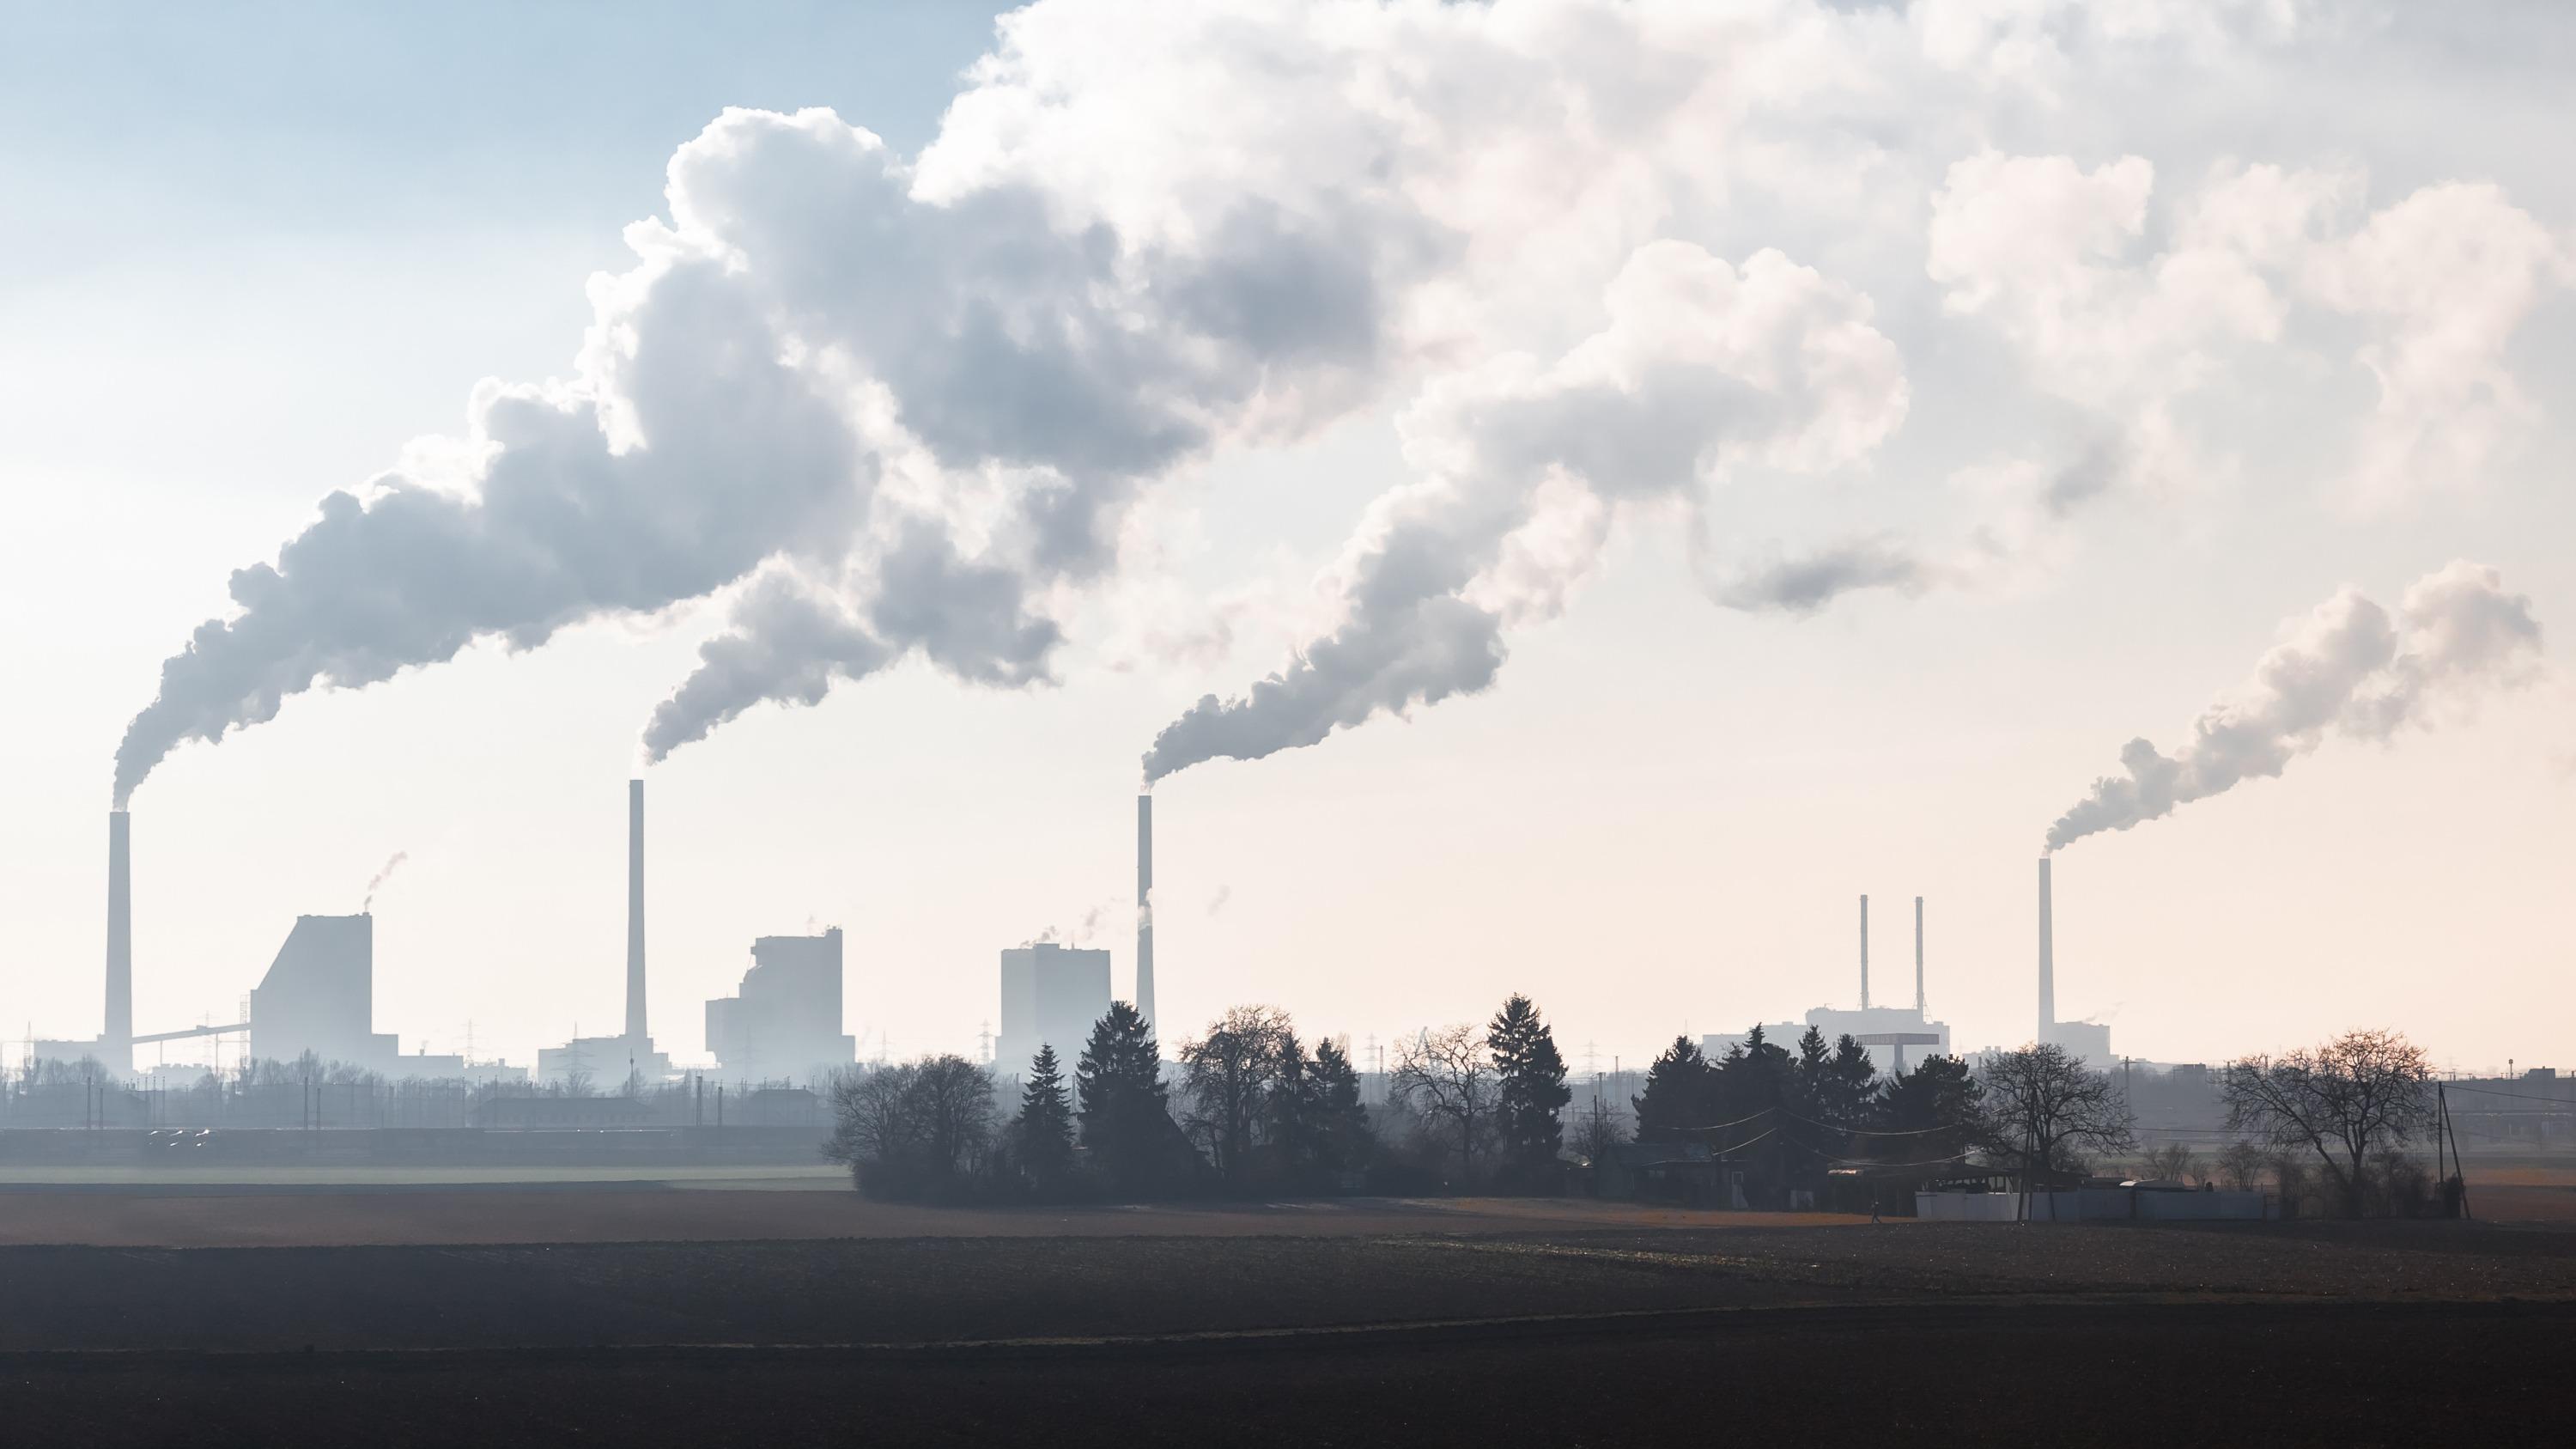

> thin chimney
[1136,793,1156,1030]
[626,778,647,1043]
[1914,894,1925,1014]
[105,811,133,1072]
[2038,855,2055,1043]
[1858,893,1870,1010]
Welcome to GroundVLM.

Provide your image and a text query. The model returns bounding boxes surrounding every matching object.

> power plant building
[2036,858,2113,1064]
[704,928,857,1083]
[538,778,672,1085]
[997,942,1111,1081]
[1707,894,1952,1075]
[246,913,399,1072]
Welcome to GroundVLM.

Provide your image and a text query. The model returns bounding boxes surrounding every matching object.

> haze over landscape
[4,0,2572,1076]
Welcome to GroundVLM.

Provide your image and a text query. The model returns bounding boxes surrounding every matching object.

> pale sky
[3,1,2570,1079]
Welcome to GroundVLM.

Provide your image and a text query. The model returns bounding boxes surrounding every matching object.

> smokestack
[105,811,132,1071]
[1136,793,1156,1031]
[626,778,647,1043]
[1914,895,1924,1014]
[1858,894,1869,1010]
[2038,856,2055,1043]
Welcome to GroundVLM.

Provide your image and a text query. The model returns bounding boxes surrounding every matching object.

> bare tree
[1390,1025,1495,1183]
[2136,1142,2199,1184]
[2221,1028,2431,1219]
[909,1055,999,1176]
[825,1065,923,1173]
[1977,1044,2136,1178]
[2214,1139,2268,1192]
[1178,1005,1293,1183]
[1569,1092,1628,1165]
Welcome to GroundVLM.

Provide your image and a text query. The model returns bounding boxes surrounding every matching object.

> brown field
[0,1183,1859,1247]
[6,1177,2569,1445]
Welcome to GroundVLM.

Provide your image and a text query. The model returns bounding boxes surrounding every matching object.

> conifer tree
[1016,1044,1077,1182]
[1488,994,1571,1183]
[1309,1037,1375,1178]
[1076,1001,1172,1193]
[1632,1036,1716,1142]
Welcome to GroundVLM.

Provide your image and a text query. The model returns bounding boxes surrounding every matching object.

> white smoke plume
[361,851,409,914]
[2045,562,2543,851]
[111,3,2553,801]
[1143,241,1910,781]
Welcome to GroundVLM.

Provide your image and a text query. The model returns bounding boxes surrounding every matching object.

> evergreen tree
[1789,1026,1833,1116]
[1632,1036,1716,1142]
[1268,1031,1317,1180]
[1487,994,1571,1184]
[1874,1053,1984,1162]
[1016,1044,1077,1183]
[1712,1025,1793,1123]
[1822,1034,1880,1128]
[1309,1037,1375,1179]
[1076,1000,1173,1194]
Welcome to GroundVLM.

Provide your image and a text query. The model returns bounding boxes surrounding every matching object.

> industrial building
[997,941,1111,1081]
[1707,894,1952,1075]
[538,779,672,1084]
[2036,857,2112,1063]
[1136,791,1157,1030]
[238,913,480,1078]
[704,928,857,1082]
[246,914,400,1072]
[38,811,141,1073]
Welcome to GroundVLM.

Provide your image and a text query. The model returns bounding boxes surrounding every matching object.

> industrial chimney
[104,810,133,1073]
[1913,895,1925,1014]
[625,778,647,1044]
[2037,856,2055,1044]
[1857,894,1870,1009]
[1135,793,1156,1030]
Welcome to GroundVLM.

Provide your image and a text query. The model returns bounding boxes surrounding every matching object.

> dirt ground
[0,1184,1866,1247]
[4,1180,2570,1446]
[2,1300,2564,1446]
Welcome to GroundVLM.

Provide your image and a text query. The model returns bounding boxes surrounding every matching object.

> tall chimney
[1135,793,1156,1030]
[104,811,133,1072]
[1858,893,1870,1010]
[2037,855,2055,1043]
[625,778,647,1044]
[1914,895,1925,1014]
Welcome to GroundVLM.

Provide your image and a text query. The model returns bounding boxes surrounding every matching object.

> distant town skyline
[3,3,2571,1076]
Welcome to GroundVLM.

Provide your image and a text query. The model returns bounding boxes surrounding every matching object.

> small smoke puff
[361,850,409,913]
[1206,885,1231,917]
[2046,561,2541,850]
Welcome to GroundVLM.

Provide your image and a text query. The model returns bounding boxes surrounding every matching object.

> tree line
[824,994,1576,1202]
[831,1003,2452,1219]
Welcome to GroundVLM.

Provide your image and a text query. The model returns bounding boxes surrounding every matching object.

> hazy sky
[4,1,2570,1079]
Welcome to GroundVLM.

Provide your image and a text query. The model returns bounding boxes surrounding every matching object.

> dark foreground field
[3,1302,2564,1446]
[3,1189,2569,1446]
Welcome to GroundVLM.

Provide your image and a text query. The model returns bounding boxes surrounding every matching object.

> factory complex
[31,774,2114,1092]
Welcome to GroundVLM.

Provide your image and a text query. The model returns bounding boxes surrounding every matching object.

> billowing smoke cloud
[361,851,408,914]
[1144,242,1910,781]
[112,2,2554,802]
[2046,562,2542,851]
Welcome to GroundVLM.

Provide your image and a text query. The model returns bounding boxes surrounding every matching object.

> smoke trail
[362,851,409,913]
[112,3,2372,799]
[2046,561,2542,850]
[1143,242,1909,782]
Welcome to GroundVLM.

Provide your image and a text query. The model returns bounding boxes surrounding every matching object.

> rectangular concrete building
[703,928,856,1084]
[996,941,1110,1081]
[248,914,398,1075]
